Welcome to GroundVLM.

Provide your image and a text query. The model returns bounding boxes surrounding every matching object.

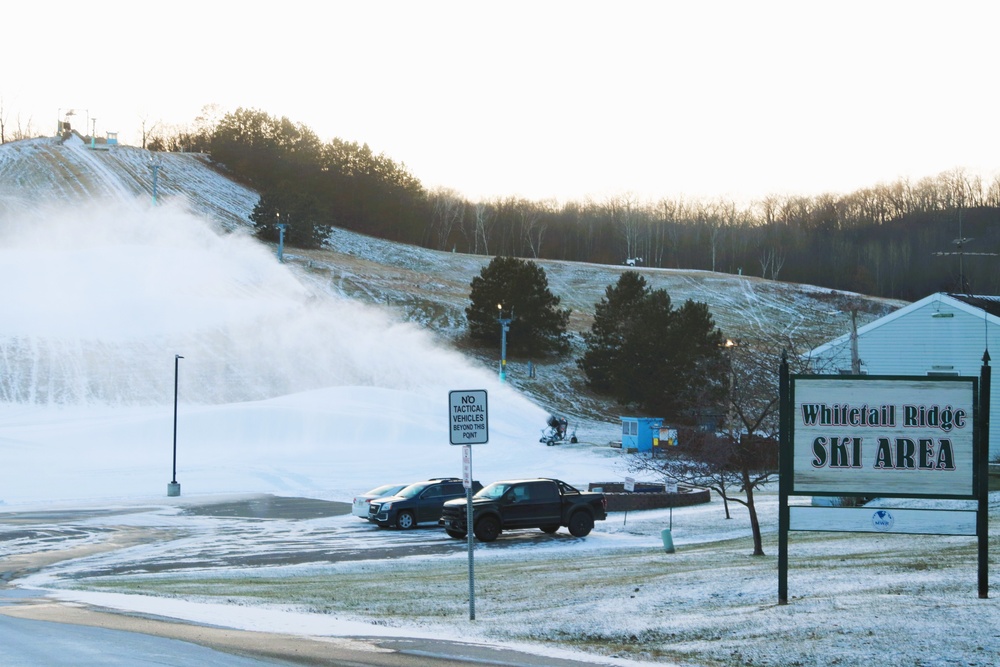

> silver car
[352,483,407,518]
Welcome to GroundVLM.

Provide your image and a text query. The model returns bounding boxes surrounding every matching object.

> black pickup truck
[439,478,607,542]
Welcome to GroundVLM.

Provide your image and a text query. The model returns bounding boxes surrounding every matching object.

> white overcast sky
[4,1,998,204]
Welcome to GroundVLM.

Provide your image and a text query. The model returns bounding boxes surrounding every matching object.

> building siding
[810,293,1000,459]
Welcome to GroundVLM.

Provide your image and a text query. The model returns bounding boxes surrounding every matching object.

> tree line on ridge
[154,107,1000,302]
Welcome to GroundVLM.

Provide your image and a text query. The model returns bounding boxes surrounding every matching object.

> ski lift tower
[149,153,163,204]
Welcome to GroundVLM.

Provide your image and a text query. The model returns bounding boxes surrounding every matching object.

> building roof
[810,292,1000,357]
[946,293,1000,319]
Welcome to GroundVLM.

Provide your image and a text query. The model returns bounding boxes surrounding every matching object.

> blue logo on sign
[872,510,894,531]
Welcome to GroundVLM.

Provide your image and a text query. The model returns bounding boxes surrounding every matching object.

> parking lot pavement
[0,495,469,579]
[181,494,351,519]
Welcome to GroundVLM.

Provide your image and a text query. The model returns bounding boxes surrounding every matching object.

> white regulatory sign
[449,390,488,445]
[462,445,473,487]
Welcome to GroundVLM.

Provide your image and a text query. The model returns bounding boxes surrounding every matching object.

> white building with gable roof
[809,292,1000,460]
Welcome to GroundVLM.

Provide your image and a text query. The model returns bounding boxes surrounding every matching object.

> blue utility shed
[620,417,663,452]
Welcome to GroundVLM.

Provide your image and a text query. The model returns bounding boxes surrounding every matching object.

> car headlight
[381,502,392,511]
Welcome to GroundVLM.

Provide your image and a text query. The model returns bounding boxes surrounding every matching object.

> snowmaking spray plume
[0,201,509,406]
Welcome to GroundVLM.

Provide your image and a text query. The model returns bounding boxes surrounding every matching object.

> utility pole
[932,207,997,293]
[850,309,861,374]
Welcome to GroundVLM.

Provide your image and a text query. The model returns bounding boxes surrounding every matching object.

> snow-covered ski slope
[0,134,905,418]
[0,134,256,229]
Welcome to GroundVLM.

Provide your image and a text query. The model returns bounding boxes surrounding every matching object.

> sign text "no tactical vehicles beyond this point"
[449,390,488,445]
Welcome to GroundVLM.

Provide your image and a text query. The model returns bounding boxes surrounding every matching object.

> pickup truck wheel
[540,525,559,534]
[395,511,416,530]
[446,529,466,539]
[568,511,594,537]
[474,516,501,542]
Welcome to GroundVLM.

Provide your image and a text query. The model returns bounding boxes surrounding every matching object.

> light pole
[168,354,183,497]
[497,304,512,383]
[724,339,738,438]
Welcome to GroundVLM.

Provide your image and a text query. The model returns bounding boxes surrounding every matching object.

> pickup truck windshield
[475,482,512,500]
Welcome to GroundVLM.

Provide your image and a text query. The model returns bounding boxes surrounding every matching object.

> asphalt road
[0,610,606,667]
[0,584,605,667]
[0,612,286,667]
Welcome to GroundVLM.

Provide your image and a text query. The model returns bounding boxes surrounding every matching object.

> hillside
[0,134,256,229]
[0,135,905,423]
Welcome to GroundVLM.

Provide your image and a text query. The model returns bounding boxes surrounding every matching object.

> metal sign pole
[465,445,476,620]
[777,351,790,605]
[979,351,991,599]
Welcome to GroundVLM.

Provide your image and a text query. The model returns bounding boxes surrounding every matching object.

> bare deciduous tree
[520,199,551,258]
[138,112,160,150]
[758,246,786,280]
[628,332,820,556]
[428,187,466,250]
[606,193,645,262]
[473,202,495,255]
[0,98,36,143]
[0,97,7,144]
